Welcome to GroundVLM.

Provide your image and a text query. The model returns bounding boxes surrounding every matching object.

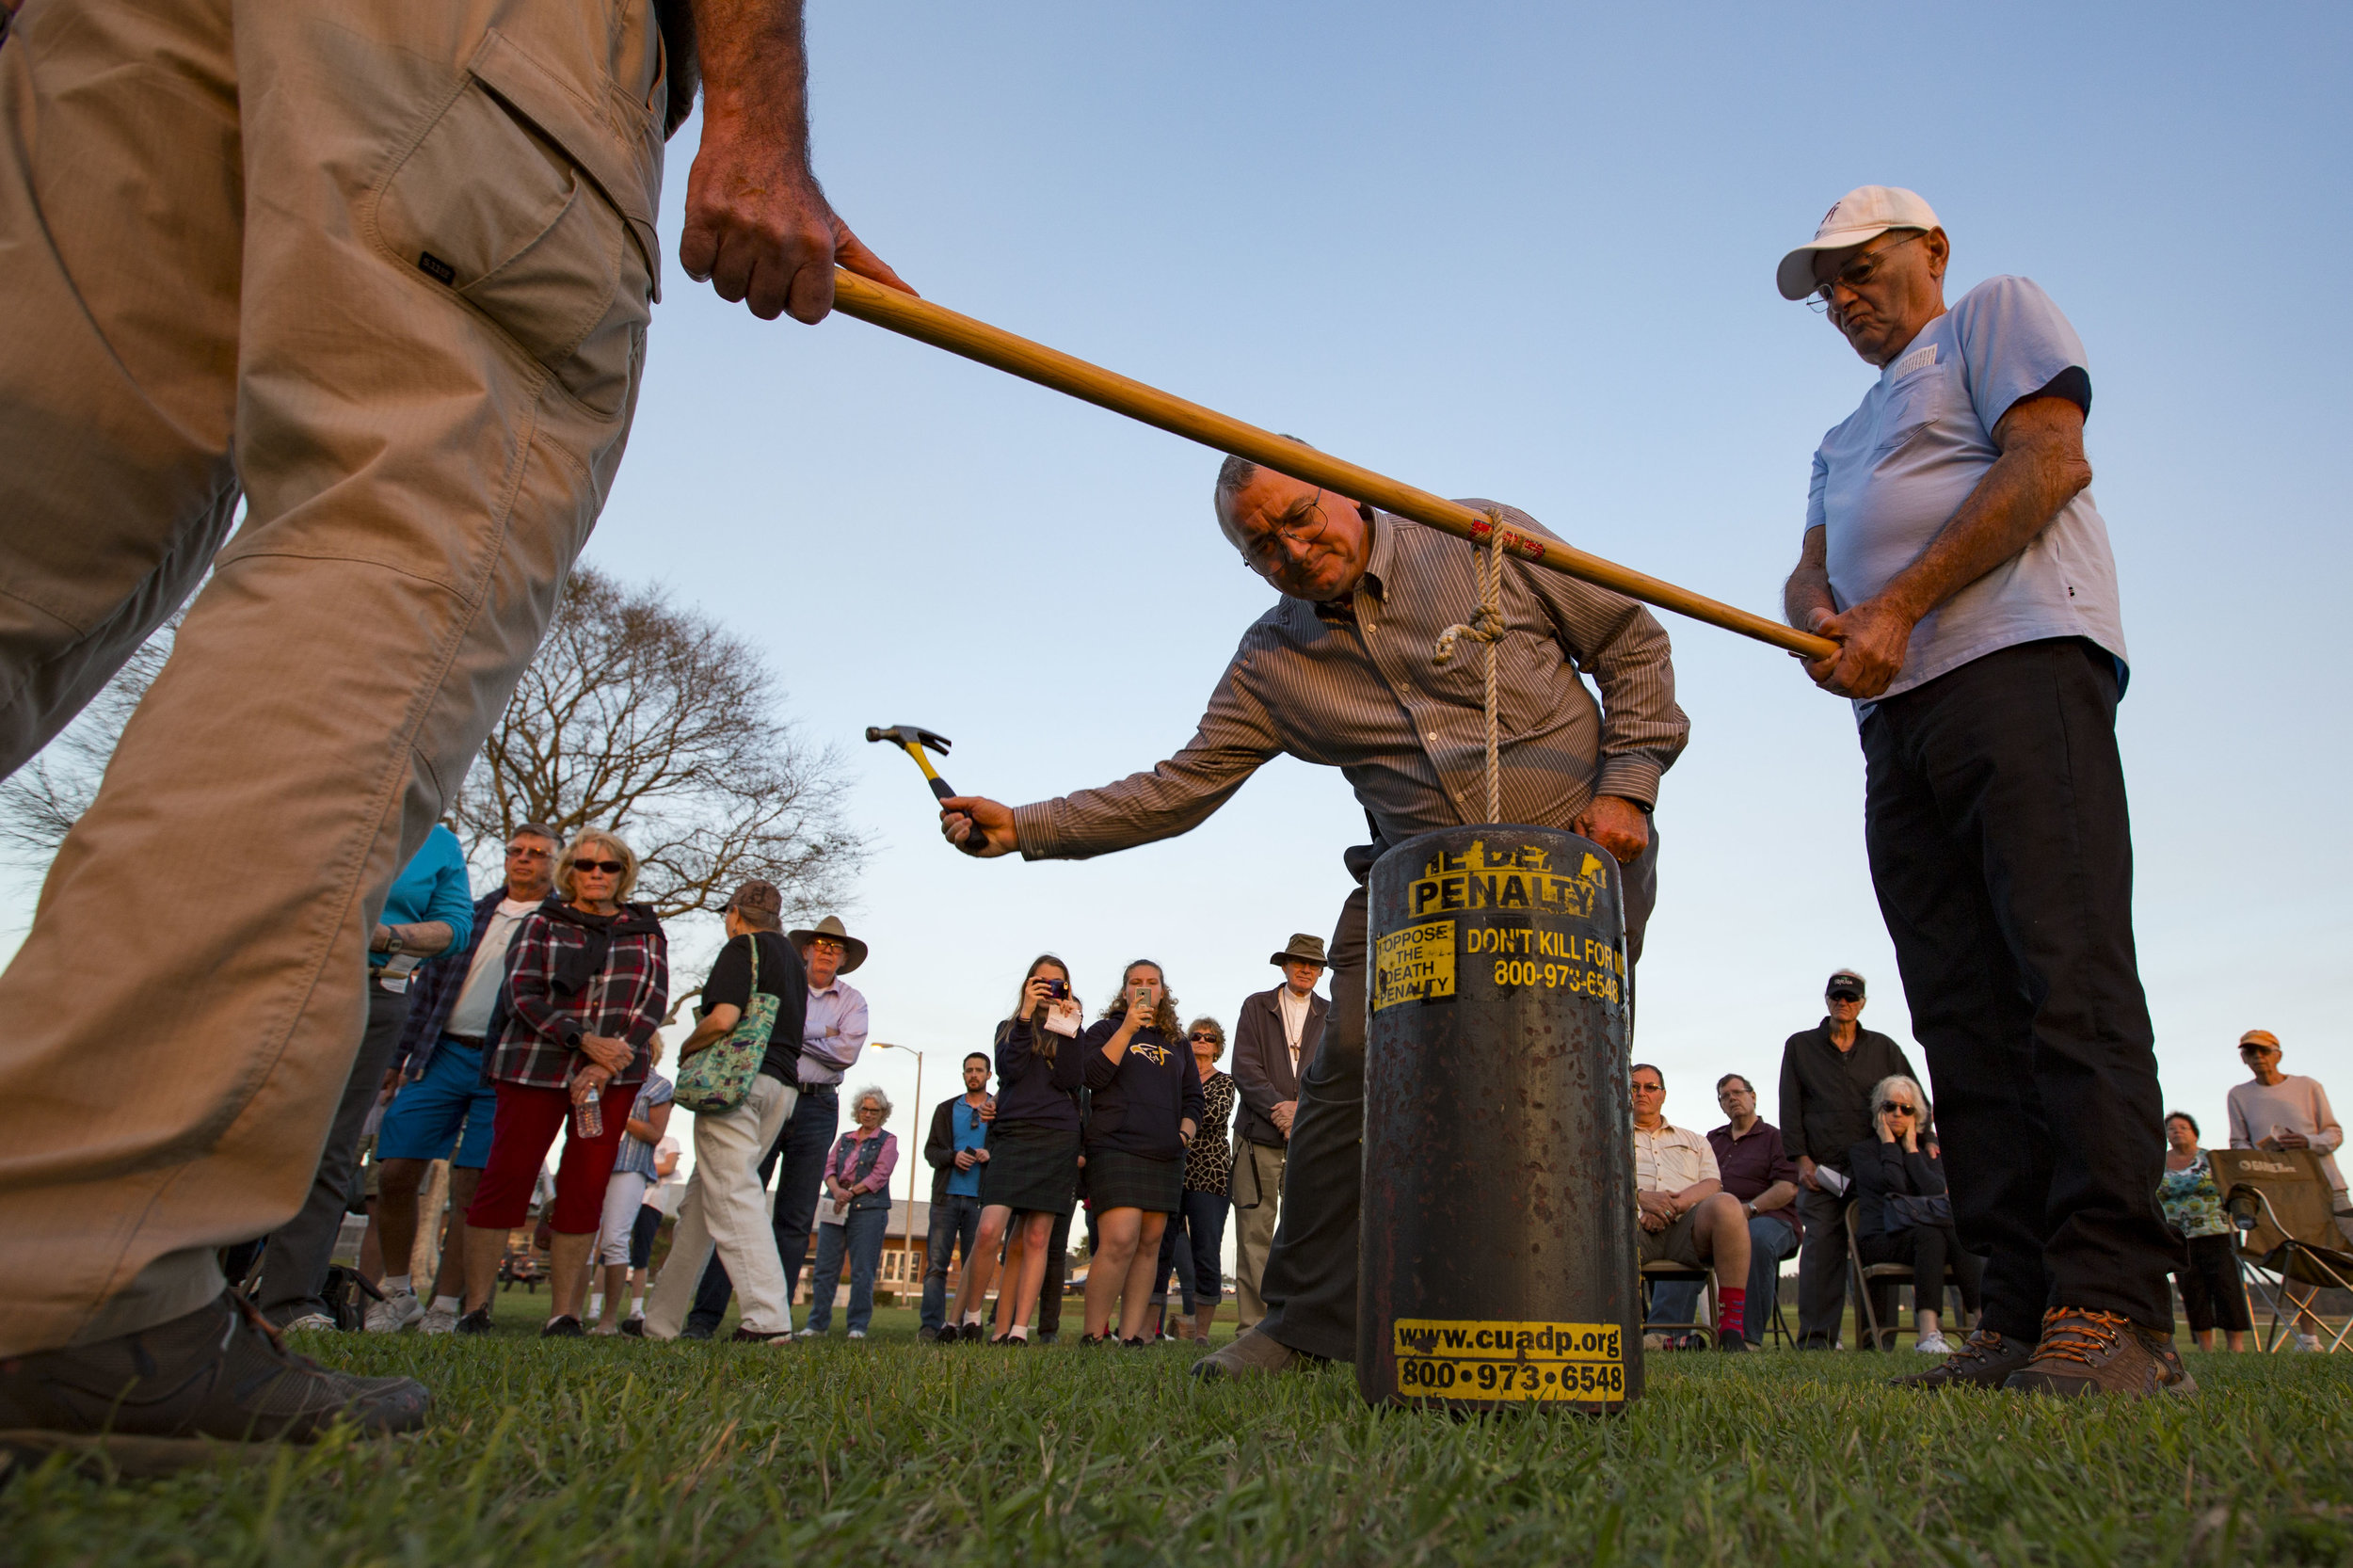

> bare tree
[0,616,182,864]
[454,567,863,920]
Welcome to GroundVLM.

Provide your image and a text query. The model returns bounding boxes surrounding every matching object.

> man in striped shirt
[941,456,1687,1380]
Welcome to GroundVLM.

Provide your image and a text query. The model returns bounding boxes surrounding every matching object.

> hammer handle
[927,774,990,851]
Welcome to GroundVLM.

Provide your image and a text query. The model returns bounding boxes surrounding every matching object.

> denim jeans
[1742,1214,1799,1346]
[920,1193,984,1333]
[805,1204,889,1334]
[1153,1190,1231,1314]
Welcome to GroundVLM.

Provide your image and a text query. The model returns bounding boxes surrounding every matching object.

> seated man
[1708,1073,1801,1348]
[1631,1064,1749,1351]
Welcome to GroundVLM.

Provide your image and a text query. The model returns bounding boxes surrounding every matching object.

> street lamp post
[871,1041,924,1290]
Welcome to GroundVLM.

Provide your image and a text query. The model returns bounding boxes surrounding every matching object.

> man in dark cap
[1778,969,1924,1349]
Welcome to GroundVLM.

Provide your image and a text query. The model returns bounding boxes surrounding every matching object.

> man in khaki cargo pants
[0,0,904,1463]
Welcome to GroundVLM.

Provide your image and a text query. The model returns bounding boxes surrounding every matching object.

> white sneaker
[795,1326,822,1338]
[590,1320,621,1336]
[281,1311,339,1334]
[1915,1332,1954,1355]
[847,1329,867,1339]
[363,1288,424,1335]
[2294,1333,2323,1352]
[418,1304,460,1336]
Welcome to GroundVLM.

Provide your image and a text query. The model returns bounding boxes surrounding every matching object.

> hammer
[866,724,987,851]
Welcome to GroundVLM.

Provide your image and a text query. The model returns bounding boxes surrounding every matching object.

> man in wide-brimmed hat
[682,913,872,1337]
[1226,935,1328,1331]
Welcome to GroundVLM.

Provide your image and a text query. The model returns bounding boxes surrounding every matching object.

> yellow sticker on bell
[1372,920,1454,1012]
[1391,1318,1625,1401]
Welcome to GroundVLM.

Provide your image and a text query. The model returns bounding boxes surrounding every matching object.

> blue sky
[8,3,2347,1210]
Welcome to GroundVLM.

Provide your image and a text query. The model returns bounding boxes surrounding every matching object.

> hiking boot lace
[1946,1329,2007,1364]
[2030,1309,2129,1368]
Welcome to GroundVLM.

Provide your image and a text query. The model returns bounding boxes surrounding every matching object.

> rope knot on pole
[1433,510,1508,823]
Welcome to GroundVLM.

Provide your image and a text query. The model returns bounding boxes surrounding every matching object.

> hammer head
[864,724,952,756]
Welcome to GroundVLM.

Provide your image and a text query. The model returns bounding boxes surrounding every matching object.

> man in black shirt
[639,881,808,1342]
[1778,969,1925,1349]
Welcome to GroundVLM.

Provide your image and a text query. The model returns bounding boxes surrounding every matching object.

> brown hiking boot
[1189,1326,1318,1382]
[2001,1308,2199,1399]
[1889,1326,2033,1390]
[0,1291,429,1474]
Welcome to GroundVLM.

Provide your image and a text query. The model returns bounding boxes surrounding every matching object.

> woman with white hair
[1846,1074,1982,1353]
[800,1084,901,1338]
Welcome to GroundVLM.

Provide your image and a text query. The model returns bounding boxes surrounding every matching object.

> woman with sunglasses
[949,955,1087,1344]
[1080,961,1204,1345]
[1847,1075,1981,1353]
[460,828,667,1336]
[1150,1016,1236,1340]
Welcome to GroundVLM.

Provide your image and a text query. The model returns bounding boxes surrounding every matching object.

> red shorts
[466,1080,639,1234]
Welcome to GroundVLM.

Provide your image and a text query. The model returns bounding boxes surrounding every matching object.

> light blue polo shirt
[1807,275,2127,709]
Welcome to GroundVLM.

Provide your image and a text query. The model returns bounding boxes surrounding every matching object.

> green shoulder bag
[674,935,778,1114]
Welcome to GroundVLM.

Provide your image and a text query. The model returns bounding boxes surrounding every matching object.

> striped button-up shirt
[1012,504,1687,859]
[799,979,869,1090]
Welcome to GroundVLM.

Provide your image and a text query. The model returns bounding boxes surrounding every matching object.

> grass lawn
[5,1291,2348,1567]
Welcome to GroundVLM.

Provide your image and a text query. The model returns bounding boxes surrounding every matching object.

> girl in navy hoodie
[1080,960,1204,1345]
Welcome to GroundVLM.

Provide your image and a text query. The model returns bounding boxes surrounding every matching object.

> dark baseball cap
[1826,969,1866,1000]
[727,879,784,920]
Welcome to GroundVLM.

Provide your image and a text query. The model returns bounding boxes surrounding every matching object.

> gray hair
[1869,1074,1929,1125]
[850,1084,893,1119]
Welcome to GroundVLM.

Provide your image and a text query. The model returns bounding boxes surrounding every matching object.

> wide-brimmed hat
[1271,933,1328,968]
[789,914,868,974]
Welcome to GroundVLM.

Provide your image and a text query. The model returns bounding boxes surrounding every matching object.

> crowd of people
[1635,970,2346,1356]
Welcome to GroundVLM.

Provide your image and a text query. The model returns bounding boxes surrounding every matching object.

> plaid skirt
[1084,1148,1182,1215]
[979,1124,1080,1216]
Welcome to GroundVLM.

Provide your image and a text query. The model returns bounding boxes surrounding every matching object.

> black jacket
[1231,984,1325,1145]
[924,1094,992,1204]
[992,1017,1087,1133]
[1080,1018,1207,1160]
[1845,1138,1950,1239]
[1776,1021,1926,1170]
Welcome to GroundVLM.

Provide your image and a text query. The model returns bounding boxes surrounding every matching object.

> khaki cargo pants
[0,0,669,1355]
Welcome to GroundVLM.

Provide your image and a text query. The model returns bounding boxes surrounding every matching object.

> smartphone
[1043,979,1069,1000]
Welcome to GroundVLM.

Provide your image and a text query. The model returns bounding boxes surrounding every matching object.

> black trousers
[1861,638,2176,1337]
[1257,824,1657,1362]
[1858,1223,1985,1325]
[1794,1182,1857,1345]
[2176,1232,2252,1333]
[256,983,409,1322]
[685,1083,839,1333]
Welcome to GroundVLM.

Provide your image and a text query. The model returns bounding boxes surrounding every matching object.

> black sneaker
[0,1292,428,1469]
[918,1326,940,1343]
[729,1327,792,1344]
[960,1321,986,1343]
[618,1318,646,1339]
[1123,1336,1150,1349]
[540,1316,584,1339]
[455,1307,495,1336]
[1716,1331,1748,1352]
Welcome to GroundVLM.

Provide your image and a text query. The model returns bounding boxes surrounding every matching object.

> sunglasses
[1828,990,1862,1003]
[573,858,625,875]
[1879,1101,1915,1116]
[1189,1032,1220,1044]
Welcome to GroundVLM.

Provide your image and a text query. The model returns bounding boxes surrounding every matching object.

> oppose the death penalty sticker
[1372,920,1455,1011]
[1392,1319,1626,1400]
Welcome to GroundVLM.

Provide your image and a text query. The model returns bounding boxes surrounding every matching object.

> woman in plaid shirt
[459,828,668,1336]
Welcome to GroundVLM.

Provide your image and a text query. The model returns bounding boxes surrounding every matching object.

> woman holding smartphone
[949,955,1087,1344]
[1080,961,1205,1345]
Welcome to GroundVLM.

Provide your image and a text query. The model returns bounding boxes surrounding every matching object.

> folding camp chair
[2209,1147,2353,1353]
[1845,1202,1962,1352]
[1639,1260,1715,1349]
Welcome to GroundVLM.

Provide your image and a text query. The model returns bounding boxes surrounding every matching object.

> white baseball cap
[1776,185,1942,301]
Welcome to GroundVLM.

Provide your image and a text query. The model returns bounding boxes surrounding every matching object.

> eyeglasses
[1803,231,1926,313]
[1879,1101,1915,1116]
[809,938,846,954]
[1239,488,1330,571]
[1630,1081,1664,1095]
[507,844,552,859]
[573,859,625,875]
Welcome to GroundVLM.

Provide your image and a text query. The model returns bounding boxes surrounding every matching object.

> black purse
[1884,1192,1953,1234]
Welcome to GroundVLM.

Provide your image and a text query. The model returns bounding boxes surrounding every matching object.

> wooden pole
[829,270,1836,662]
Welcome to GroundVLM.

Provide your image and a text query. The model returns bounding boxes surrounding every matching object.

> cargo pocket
[371,37,660,417]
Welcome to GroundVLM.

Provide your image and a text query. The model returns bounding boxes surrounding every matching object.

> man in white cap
[1777,186,2186,1398]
